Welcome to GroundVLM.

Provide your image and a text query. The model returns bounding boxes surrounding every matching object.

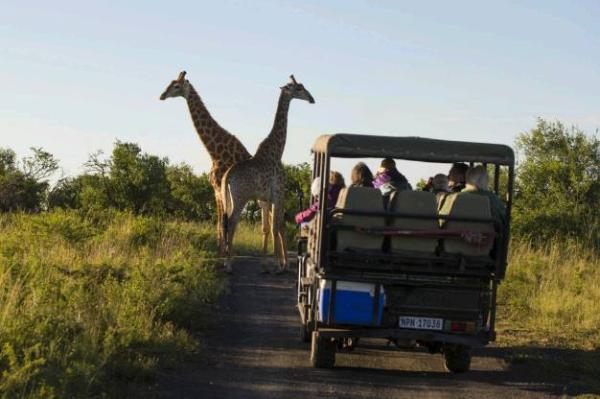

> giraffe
[221,75,315,273]
[159,71,272,255]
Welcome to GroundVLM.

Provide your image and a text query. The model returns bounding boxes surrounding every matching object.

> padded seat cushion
[333,187,385,251]
[439,193,495,256]
[388,191,439,253]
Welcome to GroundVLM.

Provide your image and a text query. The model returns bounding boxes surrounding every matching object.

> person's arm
[294,201,319,224]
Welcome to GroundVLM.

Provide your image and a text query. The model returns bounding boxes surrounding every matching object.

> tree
[513,119,600,241]
[0,147,58,212]
[283,162,312,221]
[167,164,214,220]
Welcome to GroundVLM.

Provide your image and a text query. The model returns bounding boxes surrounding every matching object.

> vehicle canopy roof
[312,134,514,165]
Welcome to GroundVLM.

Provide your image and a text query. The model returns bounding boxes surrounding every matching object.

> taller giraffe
[222,75,315,273]
[160,71,268,254]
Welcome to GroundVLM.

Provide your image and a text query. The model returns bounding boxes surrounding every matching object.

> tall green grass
[0,210,225,398]
[498,238,600,349]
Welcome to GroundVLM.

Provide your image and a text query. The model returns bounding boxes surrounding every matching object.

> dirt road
[157,259,567,398]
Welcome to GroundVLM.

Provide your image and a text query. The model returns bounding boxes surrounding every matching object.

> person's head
[432,173,449,192]
[378,157,396,173]
[329,171,345,188]
[448,163,469,187]
[466,165,489,190]
[351,162,374,187]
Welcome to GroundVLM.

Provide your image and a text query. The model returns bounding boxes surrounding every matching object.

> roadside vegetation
[0,210,225,398]
[0,118,598,396]
[498,120,600,348]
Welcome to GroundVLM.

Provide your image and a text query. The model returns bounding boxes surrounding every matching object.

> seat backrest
[439,193,495,256]
[388,191,439,253]
[333,187,385,251]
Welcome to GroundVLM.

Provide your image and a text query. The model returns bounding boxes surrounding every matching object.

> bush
[0,210,224,398]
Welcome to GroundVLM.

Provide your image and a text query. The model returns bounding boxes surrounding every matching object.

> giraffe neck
[185,85,249,162]
[254,91,292,161]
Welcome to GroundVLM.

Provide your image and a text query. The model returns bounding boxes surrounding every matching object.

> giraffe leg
[259,200,271,255]
[214,190,225,255]
[278,228,289,271]
[258,201,272,273]
[223,204,243,274]
[271,200,288,272]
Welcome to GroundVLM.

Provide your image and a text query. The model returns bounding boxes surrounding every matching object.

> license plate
[399,316,443,331]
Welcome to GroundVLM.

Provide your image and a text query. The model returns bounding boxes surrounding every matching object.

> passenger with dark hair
[448,162,469,193]
[373,158,412,194]
[373,158,412,207]
[350,162,374,188]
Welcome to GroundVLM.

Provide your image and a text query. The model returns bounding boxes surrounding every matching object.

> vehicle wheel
[310,332,336,368]
[300,323,311,343]
[443,345,471,373]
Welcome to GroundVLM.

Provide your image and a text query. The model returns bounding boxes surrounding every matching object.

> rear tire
[310,332,336,368]
[443,345,471,373]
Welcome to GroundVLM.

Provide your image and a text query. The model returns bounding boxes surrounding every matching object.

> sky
[1,0,599,186]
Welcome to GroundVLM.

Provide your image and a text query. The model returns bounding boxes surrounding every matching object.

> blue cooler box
[317,280,385,325]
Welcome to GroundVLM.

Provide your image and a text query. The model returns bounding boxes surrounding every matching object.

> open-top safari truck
[296,134,514,371]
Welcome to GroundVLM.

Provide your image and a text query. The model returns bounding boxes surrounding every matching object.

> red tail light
[449,321,476,333]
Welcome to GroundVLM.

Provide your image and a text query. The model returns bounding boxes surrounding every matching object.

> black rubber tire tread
[443,345,472,373]
[310,332,336,368]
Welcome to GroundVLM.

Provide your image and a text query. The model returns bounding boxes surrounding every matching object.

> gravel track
[157,259,566,399]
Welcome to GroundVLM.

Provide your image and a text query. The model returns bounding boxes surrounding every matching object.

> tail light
[444,320,476,333]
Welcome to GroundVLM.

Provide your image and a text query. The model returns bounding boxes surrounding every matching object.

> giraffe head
[280,75,315,104]
[160,71,191,100]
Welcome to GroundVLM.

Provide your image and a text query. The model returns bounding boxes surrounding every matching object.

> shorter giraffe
[222,76,315,273]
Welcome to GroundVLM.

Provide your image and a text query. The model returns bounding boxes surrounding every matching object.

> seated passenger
[350,162,374,188]
[460,165,507,227]
[373,158,412,206]
[448,162,469,193]
[431,173,450,208]
[295,171,345,224]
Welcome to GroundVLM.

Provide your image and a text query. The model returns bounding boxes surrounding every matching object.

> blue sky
[1,0,599,185]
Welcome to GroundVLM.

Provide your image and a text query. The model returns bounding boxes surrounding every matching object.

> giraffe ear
[178,71,187,81]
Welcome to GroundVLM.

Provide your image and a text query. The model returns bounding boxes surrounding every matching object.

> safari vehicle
[296,134,514,372]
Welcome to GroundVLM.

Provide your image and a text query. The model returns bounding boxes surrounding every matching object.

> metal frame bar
[494,164,500,193]
[372,284,381,325]
[317,327,491,347]
[327,279,337,325]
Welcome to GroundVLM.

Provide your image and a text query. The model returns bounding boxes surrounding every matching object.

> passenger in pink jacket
[295,171,345,224]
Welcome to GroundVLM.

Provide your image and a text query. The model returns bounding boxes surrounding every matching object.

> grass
[231,221,298,256]
[0,210,225,398]
[497,237,600,392]
[2,209,599,395]
[498,238,600,348]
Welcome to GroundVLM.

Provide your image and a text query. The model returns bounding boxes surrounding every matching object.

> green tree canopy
[513,119,600,242]
[0,147,58,212]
